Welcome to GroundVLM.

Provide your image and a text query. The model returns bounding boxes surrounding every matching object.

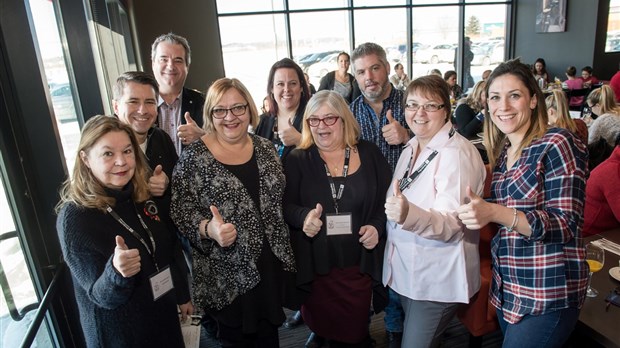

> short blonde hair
[56,115,150,212]
[459,80,487,113]
[202,78,259,134]
[298,90,360,150]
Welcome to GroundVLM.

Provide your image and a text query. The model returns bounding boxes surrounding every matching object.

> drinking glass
[585,242,605,297]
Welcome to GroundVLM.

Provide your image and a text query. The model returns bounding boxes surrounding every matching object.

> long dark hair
[266,58,310,116]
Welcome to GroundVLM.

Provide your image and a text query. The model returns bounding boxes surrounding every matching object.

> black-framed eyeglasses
[211,104,248,119]
[307,115,340,127]
[405,102,445,112]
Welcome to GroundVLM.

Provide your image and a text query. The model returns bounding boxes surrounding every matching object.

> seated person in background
[390,63,411,91]
[587,85,620,146]
[444,70,463,100]
[580,66,599,88]
[545,90,588,146]
[609,64,620,102]
[564,66,585,108]
[482,69,492,81]
[583,134,620,236]
[531,58,550,83]
[429,69,442,77]
[454,80,487,139]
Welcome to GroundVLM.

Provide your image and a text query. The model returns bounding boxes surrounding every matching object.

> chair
[457,164,499,347]
[565,88,591,112]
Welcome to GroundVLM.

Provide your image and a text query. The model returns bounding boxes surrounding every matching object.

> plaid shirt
[350,86,407,171]
[489,128,589,324]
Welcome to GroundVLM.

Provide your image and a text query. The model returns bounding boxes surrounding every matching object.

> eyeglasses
[404,102,445,112]
[211,104,248,119]
[307,115,340,127]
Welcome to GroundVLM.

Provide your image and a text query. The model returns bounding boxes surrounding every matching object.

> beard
[361,80,389,102]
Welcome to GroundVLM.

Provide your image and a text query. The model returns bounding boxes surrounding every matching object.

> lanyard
[106,204,159,271]
[399,127,455,192]
[323,147,351,214]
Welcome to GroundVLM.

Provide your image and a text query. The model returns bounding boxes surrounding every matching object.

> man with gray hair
[151,33,205,155]
[350,42,409,348]
[350,42,411,172]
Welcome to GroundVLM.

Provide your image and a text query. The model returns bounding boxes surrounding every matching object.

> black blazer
[181,87,205,128]
[318,71,361,103]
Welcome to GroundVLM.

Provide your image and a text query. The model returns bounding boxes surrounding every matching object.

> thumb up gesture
[302,203,323,238]
[385,180,409,225]
[207,206,237,247]
[457,186,490,229]
[381,110,409,145]
[112,235,141,278]
[148,165,169,197]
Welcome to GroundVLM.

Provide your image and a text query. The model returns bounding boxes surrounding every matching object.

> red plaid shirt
[489,128,589,324]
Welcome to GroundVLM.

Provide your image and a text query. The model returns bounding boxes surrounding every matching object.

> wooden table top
[578,229,620,348]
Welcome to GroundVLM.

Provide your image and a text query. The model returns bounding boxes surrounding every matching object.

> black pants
[218,319,279,348]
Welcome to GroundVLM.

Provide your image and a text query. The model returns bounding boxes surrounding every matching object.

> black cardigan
[283,140,391,312]
[318,71,361,103]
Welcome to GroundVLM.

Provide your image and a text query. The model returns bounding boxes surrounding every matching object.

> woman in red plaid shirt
[457,58,589,348]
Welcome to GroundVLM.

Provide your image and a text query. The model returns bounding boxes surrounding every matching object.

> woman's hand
[148,165,169,197]
[207,206,237,247]
[358,225,379,249]
[279,125,301,147]
[178,301,194,322]
[457,186,493,229]
[302,203,323,238]
[112,235,141,277]
[385,180,409,225]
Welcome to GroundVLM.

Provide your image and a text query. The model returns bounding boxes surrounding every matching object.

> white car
[414,44,455,64]
[307,53,340,81]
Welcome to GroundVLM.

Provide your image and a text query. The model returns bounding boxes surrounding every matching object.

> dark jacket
[145,127,178,216]
[283,140,391,312]
[318,71,361,103]
[181,87,205,128]
[254,107,305,161]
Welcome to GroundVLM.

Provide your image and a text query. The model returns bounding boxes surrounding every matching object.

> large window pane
[411,6,458,80]
[290,11,351,87]
[289,0,348,10]
[220,14,287,109]
[28,0,80,171]
[354,8,407,76]
[465,4,507,85]
[216,0,284,14]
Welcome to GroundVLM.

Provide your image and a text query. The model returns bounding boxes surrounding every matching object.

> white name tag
[150,266,174,301]
[326,213,352,235]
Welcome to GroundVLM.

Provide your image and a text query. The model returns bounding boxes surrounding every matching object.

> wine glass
[585,243,605,297]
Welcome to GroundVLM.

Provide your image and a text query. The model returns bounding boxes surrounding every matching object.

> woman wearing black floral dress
[171,78,296,347]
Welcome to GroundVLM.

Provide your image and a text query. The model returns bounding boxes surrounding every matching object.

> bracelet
[506,208,518,232]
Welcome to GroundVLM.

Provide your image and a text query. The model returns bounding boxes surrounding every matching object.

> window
[215,1,512,103]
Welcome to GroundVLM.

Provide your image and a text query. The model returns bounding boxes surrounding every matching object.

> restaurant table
[577,228,620,347]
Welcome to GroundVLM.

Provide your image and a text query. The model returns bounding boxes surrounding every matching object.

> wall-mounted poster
[536,0,567,33]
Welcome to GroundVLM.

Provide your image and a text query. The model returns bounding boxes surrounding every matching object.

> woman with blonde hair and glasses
[56,115,192,347]
[284,90,391,347]
[545,89,588,145]
[171,78,296,346]
[586,84,620,146]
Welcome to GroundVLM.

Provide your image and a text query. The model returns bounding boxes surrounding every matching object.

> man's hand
[148,165,168,197]
[177,112,205,145]
[381,110,409,145]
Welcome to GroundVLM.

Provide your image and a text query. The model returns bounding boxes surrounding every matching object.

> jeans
[383,287,404,332]
[497,307,580,348]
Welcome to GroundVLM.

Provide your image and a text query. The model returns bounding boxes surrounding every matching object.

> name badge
[326,213,352,236]
[150,266,174,301]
